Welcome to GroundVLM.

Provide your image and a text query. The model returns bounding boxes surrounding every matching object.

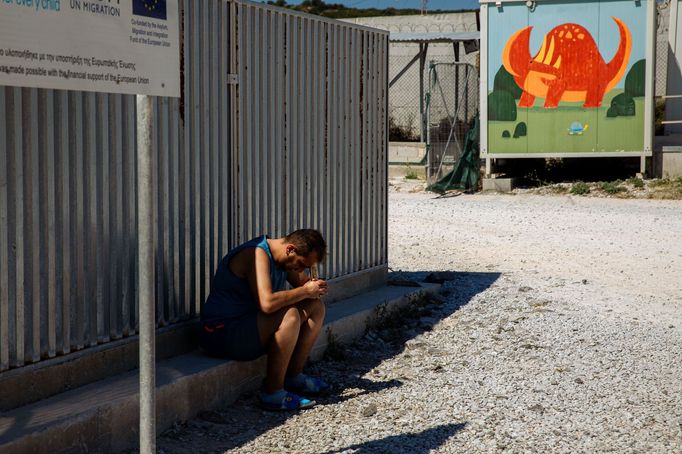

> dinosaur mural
[501,17,632,108]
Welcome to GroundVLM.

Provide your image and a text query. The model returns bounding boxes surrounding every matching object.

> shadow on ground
[154,271,499,453]
[321,423,468,454]
[494,156,643,186]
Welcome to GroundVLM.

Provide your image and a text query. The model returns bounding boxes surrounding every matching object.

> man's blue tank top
[201,236,287,323]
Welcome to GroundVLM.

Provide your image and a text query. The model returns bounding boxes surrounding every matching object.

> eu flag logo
[133,0,167,20]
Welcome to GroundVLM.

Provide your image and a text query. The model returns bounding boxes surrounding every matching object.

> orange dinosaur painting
[501,17,632,108]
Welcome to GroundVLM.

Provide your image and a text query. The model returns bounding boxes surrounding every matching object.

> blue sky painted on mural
[488,0,647,89]
[285,0,480,10]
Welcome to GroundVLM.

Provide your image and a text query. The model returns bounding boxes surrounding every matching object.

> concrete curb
[0,283,439,453]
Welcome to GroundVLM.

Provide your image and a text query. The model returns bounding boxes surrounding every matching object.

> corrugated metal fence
[0,0,388,372]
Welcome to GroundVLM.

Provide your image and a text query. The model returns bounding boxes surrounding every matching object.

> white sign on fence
[0,0,180,97]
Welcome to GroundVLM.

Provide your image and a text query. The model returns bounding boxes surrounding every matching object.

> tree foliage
[493,65,522,100]
[624,59,646,98]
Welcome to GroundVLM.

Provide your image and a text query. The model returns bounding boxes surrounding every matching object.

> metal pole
[419,43,429,142]
[137,94,155,454]
[480,3,489,175]
[643,0,656,175]
[666,0,681,135]
[426,63,432,184]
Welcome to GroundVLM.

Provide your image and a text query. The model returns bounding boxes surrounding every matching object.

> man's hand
[303,279,328,299]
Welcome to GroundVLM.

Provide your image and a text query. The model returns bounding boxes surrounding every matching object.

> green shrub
[571,182,590,195]
[624,59,646,97]
[549,185,569,194]
[649,178,670,187]
[599,181,627,194]
[607,93,635,117]
[626,177,644,188]
[405,171,420,180]
[488,90,517,122]
[513,121,527,138]
[493,65,522,100]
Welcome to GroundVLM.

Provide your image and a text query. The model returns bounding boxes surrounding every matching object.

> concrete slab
[388,142,426,164]
[0,267,387,413]
[0,283,439,454]
[0,321,199,413]
[482,177,516,192]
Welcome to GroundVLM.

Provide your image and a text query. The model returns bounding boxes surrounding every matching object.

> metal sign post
[136,94,155,454]
[1,1,180,452]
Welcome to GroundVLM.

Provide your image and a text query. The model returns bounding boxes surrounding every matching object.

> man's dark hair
[285,229,327,261]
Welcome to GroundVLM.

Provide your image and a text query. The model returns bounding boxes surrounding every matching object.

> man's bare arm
[247,248,326,314]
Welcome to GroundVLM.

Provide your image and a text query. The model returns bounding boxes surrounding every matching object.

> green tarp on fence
[427,114,480,194]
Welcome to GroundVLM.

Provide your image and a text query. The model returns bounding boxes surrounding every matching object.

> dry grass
[517,178,682,200]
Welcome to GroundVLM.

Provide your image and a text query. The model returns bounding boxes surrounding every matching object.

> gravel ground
[156,191,682,454]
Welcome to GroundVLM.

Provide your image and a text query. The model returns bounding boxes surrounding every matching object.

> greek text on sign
[0,0,180,97]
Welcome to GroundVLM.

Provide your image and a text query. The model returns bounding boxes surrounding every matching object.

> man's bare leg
[257,307,302,393]
[286,298,326,377]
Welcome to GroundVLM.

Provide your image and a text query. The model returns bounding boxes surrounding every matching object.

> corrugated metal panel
[0,89,145,368]
[233,1,388,279]
[0,0,388,372]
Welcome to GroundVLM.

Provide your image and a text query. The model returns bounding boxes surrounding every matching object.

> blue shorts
[199,312,265,361]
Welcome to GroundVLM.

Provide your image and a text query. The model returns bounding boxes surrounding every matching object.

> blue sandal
[284,373,331,395]
[259,389,316,411]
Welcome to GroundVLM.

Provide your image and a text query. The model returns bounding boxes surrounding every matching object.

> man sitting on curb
[200,229,330,410]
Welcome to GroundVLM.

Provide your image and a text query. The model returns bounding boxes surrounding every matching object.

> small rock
[361,403,378,417]
[575,378,585,384]
[528,404,545,413]
[582,279,588,285]
[405,339,425,350]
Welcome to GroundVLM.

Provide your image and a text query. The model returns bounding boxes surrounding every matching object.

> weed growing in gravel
[647,178,682,199]
[521,177,682,199]
[548,184,569,194]
[323,329,348,362]
[369,293,442,344]
[570,182,590,195]
[626,177,645,188]
[599,181,627,194]
[649,178,671,187]
[405,171,420,180]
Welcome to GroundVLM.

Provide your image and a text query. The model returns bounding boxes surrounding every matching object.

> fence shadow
[155,271,499,453]
[321,422,468,454]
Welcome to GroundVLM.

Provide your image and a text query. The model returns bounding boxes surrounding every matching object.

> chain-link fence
[388,43,479,142]
[657,0,671,97]
[389,51,423,142]
[426,62,479,183]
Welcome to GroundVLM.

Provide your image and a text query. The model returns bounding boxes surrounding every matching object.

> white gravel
[157,192,682,454]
